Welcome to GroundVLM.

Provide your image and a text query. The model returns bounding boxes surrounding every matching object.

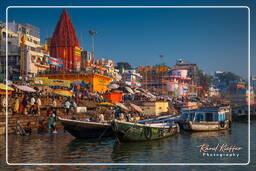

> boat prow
[58,117,114,139]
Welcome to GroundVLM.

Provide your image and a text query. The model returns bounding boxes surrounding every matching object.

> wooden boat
[111,120,179,142]
[232,104,256,121]
[59,117,114,139]
[179,105,232,131]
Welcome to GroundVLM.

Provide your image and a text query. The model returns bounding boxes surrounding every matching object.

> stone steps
[0,113,90,135]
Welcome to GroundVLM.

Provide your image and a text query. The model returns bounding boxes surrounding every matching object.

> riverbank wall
[0,112,89,135]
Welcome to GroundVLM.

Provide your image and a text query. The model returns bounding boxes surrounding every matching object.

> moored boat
[178,105,232,131]
[59,117,114,139]
[111,120,179,142]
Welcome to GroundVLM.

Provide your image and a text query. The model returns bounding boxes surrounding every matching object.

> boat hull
[59,118,114,139]
[111,120,179,142]
[181,120,230,131]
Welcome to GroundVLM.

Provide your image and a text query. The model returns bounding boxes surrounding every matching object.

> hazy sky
[1,0,255,79]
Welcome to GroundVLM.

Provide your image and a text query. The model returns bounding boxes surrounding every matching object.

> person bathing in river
[114,107,121,120]
[37,119,47,134]
[47,114,55,134]
[24,122,32,135]
[51,112,58,134]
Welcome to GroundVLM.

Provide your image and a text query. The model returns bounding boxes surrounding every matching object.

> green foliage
[115,62,132,70]
[198,70,213,89]
[216,72,243,84]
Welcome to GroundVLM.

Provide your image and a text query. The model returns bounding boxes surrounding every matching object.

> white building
[123,69,142,87]
[0,21,49,81]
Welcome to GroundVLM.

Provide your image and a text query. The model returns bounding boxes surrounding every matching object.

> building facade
[0,22,21,81]
[0,21,49,82]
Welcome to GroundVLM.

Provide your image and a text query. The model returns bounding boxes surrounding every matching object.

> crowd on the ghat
[0,86,145,136]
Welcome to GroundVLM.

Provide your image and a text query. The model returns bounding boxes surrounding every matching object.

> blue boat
[178,105,232,131]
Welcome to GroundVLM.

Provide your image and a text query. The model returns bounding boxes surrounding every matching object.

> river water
[1,121,255,170]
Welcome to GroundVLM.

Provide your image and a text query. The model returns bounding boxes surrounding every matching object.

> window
[30,47,36,51]
[195,113,204,122]
[189,113,195,121]
[205,113,213,121]
[218,114,225,121]
[182,113,188,120]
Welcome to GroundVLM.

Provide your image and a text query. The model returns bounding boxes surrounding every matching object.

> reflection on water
[111,136,177,163]
[0,121,253,170]
[64,138,115,163]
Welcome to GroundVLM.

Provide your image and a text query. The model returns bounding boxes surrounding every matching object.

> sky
[0,0,255,79]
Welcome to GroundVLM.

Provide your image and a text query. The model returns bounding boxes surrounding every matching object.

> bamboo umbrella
[115,102,130,111]
[130,103,143,113]
[53,89,74,97]
[0,83,14,91]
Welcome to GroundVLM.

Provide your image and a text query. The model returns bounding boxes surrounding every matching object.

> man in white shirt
[64,100,71,115]
[30,96,35,114]
[99,114,104,122]
[36,97,42,115]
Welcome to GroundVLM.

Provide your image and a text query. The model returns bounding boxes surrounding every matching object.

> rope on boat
[97,126,110,141]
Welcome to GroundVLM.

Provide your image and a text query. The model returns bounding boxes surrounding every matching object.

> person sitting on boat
[64,99,71,115]
[114,107,121,120]
[120,113,125,121]
[71,100,77,114]
[99,114,104,122]
[125,113,132,122]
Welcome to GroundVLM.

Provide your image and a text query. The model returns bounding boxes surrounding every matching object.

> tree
[198,70,213,89]
[115,62,132,70]
[216,72,243,85]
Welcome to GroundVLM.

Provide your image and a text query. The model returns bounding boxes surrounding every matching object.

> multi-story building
[172,59,200,86]
[138,59,199,97]
[122,69,142,87]
[0,21,49,82]
[138,64,169,95]
[165,68,192,97]
[0,22,20,81]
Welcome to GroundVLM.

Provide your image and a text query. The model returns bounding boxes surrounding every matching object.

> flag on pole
[46,56,64,67]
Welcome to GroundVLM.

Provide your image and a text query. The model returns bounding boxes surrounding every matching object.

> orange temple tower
[49,9,81,70]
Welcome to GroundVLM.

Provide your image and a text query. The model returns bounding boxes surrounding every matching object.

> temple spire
[49,9,81,70]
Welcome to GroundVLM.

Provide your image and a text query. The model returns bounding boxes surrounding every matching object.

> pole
[20,36,25,85]
[89,30,96,62]
[91,35,94,54]
[21,44,24,84]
